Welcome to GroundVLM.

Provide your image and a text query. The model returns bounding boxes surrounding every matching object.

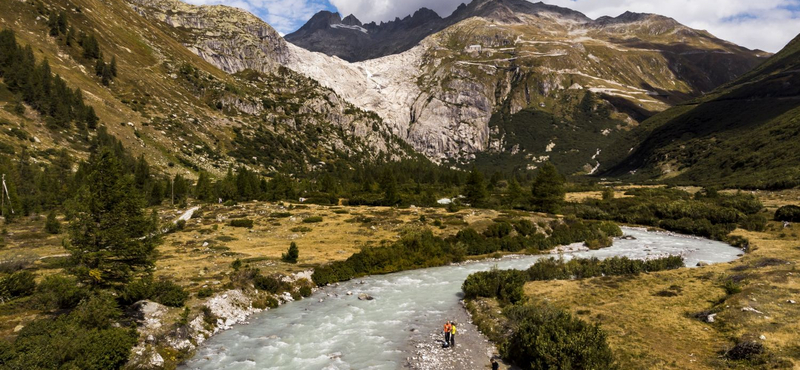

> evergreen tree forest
[0,29,99,129]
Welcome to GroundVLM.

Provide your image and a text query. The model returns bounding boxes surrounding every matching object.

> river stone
[358,293,374,301]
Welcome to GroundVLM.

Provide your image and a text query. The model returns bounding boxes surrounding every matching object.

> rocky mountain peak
[342,14,362,27]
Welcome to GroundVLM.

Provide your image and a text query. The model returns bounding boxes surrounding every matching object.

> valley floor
[515,190,800,369]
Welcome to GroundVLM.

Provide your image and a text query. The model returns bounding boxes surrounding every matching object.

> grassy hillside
[0,0,411,181]
[602,34,800,189]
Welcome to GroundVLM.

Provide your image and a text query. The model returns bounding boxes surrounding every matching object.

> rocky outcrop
[128,0,289,74]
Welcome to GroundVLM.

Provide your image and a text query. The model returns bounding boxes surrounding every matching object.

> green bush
[197,287,214,299]
[119,278,188,307]
[775,205,800,222]
[525,256,684,281]
[302,216,323,223]
[501,304,616,370]
[35,274,87,310]
[152,280,189,307]
[270,212,291,218]
[299,286,312,297]
[45,211,61,234]
[462,269,527,304]
[0,271,36,299]
[254,274,290,294]
[484,222,513,238]
[740,214,767,232]
[2,309,137,370]
[723,280,742,295]
[229,219,254,228]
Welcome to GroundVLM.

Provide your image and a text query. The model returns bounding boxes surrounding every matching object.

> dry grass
[524,190,800,369]
[153,203,510,293]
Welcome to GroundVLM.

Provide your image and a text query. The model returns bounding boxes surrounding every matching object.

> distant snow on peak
[330,23,368,33]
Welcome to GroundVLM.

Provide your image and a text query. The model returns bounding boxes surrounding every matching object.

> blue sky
[184,0,800,52]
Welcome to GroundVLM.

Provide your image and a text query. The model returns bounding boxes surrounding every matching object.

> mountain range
[0,0,796,187]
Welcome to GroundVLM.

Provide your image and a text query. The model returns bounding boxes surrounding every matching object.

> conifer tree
[67,149,158,287]
[282,242,299,264]
[530,162,566,214]
[463,167,488,206]
[109,56,117,77]
[195,171,214,202]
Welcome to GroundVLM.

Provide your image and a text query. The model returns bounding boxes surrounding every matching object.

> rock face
[285,9,444,62]
[129,0,289,74]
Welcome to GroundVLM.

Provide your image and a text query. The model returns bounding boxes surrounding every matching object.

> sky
[182,0,800,52]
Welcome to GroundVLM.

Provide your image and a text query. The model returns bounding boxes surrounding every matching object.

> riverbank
[406,300,518,370]
[508,222,800,369]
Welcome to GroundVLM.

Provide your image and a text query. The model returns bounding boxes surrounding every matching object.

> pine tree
[463,167,488,206]
[172,174,188,206]
[506,178,525,207]
[101,63,113,86]
[109,56,117,77]
[45,210,61,234]
[67,149,158,287]
[530,162,566,214]
[281,242,299,264]
[195,171,214,202]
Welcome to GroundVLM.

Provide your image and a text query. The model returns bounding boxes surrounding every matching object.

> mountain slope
[0,0,411,180]
[124,0,766,175]
[602,34,800,188]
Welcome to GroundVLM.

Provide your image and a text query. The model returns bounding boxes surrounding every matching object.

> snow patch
[330,23,367,34]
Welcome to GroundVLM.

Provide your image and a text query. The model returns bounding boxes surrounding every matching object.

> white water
[181,227,741,370]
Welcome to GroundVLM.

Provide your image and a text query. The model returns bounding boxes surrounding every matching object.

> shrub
[119,278,188,307]
[299,286,312,297]
[723,279,742,295]
[5,308,136,370]
[45,211,61,234]
[282,242,299,264]
[197,287,214,299]
[302,216,323,223]
[0,271,36,299]
[229,219,254,228]
[35,274,87,310]
[484,222,513,238]
[501,304,615,370]
[775,205,800,222]
[725,341,764,361]
[231,258,242,271]
[270,212,291,218]
[740,214,767,232]
[254,274,289,294]
[201,305,217,326]
[73,293,120,328]
[151,280,189,307]
[462,269,527,304]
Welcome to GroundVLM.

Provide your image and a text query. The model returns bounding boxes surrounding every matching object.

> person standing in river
[443,321,451,347]
[450,322,457,348]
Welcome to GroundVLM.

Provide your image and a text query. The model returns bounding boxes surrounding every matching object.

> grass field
[522,190,800,369]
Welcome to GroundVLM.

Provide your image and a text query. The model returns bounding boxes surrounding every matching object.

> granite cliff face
[129,0,290,74]
[128,0,767,173]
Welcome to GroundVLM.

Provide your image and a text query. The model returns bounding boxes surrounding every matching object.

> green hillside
[602,34,800,189]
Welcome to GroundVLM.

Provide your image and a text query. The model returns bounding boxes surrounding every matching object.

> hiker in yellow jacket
[450,322,457,348]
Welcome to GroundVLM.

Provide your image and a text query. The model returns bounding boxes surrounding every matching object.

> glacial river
[181,227,742,370]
